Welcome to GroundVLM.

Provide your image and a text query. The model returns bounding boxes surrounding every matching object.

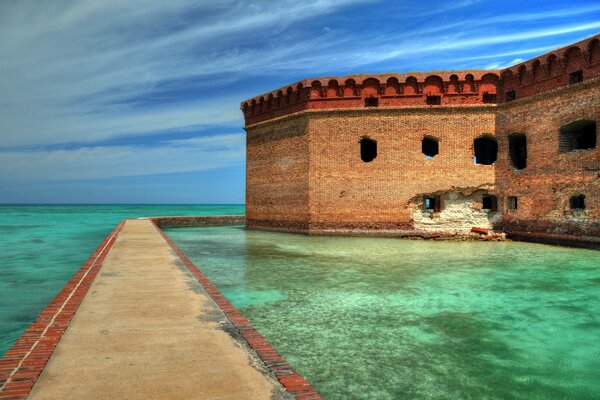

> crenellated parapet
[241,71,500,125]
[242,33,600,126]
[499,34,600,103]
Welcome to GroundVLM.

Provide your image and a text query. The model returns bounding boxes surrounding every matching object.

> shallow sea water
[165,225,600,400]
[0,204,244,356]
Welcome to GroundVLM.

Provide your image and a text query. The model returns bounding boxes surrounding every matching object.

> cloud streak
[0,133,245,181]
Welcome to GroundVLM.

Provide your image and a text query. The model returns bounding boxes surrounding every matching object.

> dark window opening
[508,133,527,170]
[422,136,439,158]
[474,136,498,165]
[505,90,516,102]
[426,95,441,105]
[360,137,377,162]
[483,93,497,104]
[569,70,583,84]
[559,120,597,153]
[482,195,498,212]
[365,97,379,107]
[570,195,586,210]
[424,195,441,212]
[507,196,518,210]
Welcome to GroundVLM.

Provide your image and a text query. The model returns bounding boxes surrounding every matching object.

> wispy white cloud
[0,0,372,147]
[0,133,245,181]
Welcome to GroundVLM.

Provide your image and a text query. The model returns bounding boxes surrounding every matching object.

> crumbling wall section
[412,188,501,233]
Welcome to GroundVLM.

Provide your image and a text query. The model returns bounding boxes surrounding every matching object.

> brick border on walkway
[0,221,125,400]
[152,221,322,400]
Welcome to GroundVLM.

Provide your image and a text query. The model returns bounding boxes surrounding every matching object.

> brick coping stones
[0,220,125,399]
[150,221,322,400]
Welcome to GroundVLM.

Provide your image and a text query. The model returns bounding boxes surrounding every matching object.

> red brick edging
[151,221,322,400]
[0,220,126,400]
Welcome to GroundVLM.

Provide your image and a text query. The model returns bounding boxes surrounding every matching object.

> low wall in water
[150,215,245,228]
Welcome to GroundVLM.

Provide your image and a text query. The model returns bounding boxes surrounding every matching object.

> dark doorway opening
[507,196,518,210]
[426,95,441,105]
[474,136,498,165]
[483,93,497,103]
[508,133,527,170]
[360,137,377,162]
[422,136,439,158]
[570,195,586,210]
[365,97,379,107]
[569,70,583,84]
[482,195,498,211]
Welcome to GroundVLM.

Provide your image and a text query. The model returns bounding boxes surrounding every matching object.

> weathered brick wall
[307,107,496,232]
[242,33,600,240]
[245,114,310,231]
[495,79,600,237]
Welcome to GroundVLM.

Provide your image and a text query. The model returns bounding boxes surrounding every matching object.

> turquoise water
[165,226,600,400]
[0,204,244,356]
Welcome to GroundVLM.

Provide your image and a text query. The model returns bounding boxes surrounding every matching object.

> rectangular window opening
[569,70,583,85]
[424,196,441,212]
[482,195,498,212]
[559,120,597,153]
[483,93,497,104]
[365,97,379,107]
[570,195,586,210]
[505,90,516,102]
[507,196,518,210]
[426,95,441,105]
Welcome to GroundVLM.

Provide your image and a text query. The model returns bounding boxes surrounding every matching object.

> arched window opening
[474,136,498,165]
[360,137,377,162]
[570,195,586,210]
[509,133,527,170]
[559,120,596,153]
[422,136,439,158]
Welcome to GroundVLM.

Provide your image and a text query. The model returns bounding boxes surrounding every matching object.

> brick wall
[246,114,311,231]
[495,79,600,237]
[307,107,496,232]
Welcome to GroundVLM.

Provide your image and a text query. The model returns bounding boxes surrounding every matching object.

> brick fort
[241,33,600,245]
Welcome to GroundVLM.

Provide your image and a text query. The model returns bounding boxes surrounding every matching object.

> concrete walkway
[26,219,282,400]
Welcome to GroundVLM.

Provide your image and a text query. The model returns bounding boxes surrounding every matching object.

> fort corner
[241,33,600,243]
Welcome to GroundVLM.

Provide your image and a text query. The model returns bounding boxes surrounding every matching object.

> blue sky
[1,0,599,204]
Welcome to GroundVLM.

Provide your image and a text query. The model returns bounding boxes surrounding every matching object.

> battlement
[241,70,500,125]
[498,34,600,103]
[242,33,600,126]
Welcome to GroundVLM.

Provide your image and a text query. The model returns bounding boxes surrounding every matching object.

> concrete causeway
[20,219,284,399]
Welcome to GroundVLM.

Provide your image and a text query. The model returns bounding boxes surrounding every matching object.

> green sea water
[165,225,600,400]
[0,204,244,356]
